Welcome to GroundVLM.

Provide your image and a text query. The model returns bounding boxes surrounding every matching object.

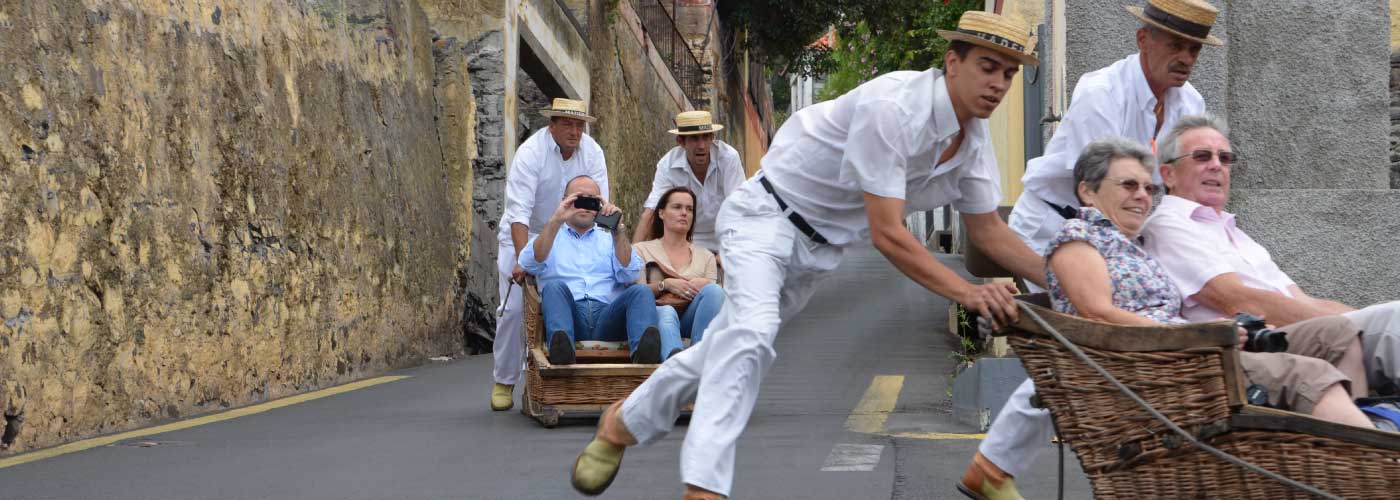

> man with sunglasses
[1144,115,1400,398]
[963,1,1224,497]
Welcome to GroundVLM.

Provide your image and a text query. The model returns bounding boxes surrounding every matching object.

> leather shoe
[490,383,513,411]
[548,331,576,365]
[957,452,1023,500]
[632,327,662,364]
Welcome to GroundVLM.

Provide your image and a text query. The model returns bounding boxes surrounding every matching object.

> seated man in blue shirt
[520,175,673,365]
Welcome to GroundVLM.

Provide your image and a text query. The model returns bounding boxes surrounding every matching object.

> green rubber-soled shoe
[571,438,625,496]
[490,383,513,411]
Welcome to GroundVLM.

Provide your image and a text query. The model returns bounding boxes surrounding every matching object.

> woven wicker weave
[521,278,652,407]
[1005,299,1400,500]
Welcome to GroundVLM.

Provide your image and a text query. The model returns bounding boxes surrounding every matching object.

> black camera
[1234,312,1289,353]
[573,196,602,212]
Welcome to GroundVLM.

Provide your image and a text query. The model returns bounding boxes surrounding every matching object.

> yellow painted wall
[984,0,1043,206]
[1392,0,1400,51]
[987,72,1026,206]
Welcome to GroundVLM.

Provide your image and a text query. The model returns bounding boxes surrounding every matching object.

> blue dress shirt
[520,224,642,303]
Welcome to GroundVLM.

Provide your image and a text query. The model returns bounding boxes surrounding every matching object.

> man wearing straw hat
[569,11,1047,500]
[964,1,1221,498]
[489,98,609,412]
[632,110,745,253]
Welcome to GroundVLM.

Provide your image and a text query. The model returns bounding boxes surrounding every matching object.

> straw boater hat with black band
[668,110,724,136]
[935,11,1039,66]
[1126,0,1223,47]
[540,98,597,122]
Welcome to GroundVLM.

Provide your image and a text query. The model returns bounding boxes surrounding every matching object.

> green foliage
[817,0,980,101]
[719,0,947,77]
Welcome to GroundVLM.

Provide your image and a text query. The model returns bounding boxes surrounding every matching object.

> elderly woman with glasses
[1043,137,1373,428]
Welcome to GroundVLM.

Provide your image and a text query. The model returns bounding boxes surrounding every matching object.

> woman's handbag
[646,262,692,316]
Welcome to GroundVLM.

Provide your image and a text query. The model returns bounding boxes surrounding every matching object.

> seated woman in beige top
[633,187,725,358]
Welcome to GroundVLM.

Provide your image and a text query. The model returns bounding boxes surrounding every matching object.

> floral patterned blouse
[1045,207,1187,325]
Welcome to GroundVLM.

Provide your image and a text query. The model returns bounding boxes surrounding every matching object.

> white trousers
[981,301,1400,477]
[493,240,525,386]
[619,180,842,496]
[978,379,1050,478]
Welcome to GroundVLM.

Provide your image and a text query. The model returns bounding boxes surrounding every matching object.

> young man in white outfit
[489,98,609,411]
[633,110,747,253]
[964,2,1222,498]
[569,12,1047,499]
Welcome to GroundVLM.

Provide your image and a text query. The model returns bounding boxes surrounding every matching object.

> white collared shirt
[1011,53,1205,252]
[643,140,746,252]
[497,128,610,245]
[760,68,1002,247]
[1142,195,1296,322]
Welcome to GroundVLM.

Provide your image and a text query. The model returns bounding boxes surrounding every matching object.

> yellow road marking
[886,431,987,440]
[0,375,410,470]
[845,375,905,434]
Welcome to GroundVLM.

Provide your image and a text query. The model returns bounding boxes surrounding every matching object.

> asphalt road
[0,248,1089,500]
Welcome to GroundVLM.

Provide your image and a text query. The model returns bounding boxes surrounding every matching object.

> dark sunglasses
[1165,149,1238,165]
[1105,177,1160,196]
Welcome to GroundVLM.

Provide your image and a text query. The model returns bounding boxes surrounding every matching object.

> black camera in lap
[1234,312,1289,353]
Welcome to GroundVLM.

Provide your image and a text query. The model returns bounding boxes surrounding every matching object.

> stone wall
[586,1,688,215]
[0,0,477,453]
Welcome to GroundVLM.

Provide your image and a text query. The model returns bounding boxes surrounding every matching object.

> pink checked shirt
[1141,195,1297,322]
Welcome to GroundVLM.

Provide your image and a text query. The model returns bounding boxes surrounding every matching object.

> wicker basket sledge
[1001,296,1400,499]
[519,277,660,427]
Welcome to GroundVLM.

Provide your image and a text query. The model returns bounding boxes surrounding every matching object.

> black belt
[759,175,829,245]
[1044,200,1079,220]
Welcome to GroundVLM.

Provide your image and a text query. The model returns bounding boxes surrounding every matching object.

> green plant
[818,0,979,100]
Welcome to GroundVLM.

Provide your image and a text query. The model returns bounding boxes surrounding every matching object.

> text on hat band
[955,29,1026,54]
[1144,3,1212,39]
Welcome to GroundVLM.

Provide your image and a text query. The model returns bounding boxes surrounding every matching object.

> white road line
[820,443,885,472]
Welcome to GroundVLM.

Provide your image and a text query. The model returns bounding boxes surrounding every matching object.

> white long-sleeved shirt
[1009,53,1205,254]
[497,128,610,246]
[643,140,746,252]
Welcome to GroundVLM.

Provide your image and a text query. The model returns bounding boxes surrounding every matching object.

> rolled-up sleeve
[518,234,549,275]
[840,99,909,200]
[612,244,642,285]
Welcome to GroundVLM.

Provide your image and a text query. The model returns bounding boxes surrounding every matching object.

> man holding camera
[520,175,676,365]
[633,110,746,253]
[570,12,1048,500]
[490,99,610,411]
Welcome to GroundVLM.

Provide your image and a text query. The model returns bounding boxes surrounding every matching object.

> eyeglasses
[1165,149,1238,165]
[1105,177,1160,196]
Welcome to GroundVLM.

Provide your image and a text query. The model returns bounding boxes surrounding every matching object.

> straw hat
[1126,0,1223,47]
[667,111,725,136]
[540,98,596,122]
[936,11,1038,66]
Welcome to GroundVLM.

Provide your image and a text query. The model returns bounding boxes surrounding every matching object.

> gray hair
[1157,114,1230,166]
[1073,137,1157,204]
